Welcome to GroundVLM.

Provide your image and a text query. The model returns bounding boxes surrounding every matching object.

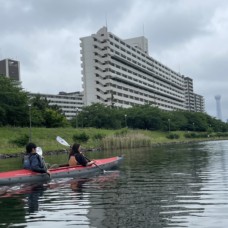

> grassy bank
[0,127,227,155]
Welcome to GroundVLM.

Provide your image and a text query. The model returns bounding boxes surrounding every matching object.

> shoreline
[1,137,227,160]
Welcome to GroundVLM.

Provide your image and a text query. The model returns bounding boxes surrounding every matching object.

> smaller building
[30,91,84,119]
[0,58,20,81]
[193,94,205,113]
[184,77,195,112]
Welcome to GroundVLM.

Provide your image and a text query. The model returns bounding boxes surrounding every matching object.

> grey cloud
[0,0,132,34]
[1,0,228,120]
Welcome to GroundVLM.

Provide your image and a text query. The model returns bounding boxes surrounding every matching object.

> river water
[0,140,228,227]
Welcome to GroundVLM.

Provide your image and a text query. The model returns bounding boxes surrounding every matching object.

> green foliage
[184,132,209,138]
[73,103,228,133]
[214,132,228,137]
[0,77,227,133]
[0,76,29,126]
[114,128,129,136]
[30,95,69,127]
[0,127,228,155]
[72,132,90,143]
[0,78,69,128]
[166,133,180,139]
[74,103,123,129]
[44,108,68,128]
[9,134,29,147]
[92,133,106,140]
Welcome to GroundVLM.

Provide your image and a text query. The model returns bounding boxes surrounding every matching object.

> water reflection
[0,171,120,227]
[1,141,228,227]
[26,184,47,213]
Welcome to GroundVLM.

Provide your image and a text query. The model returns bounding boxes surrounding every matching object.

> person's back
[23,142,49,174]
[23,154,31,169]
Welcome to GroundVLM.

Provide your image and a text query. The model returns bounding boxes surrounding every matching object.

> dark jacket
[23,153,47,173]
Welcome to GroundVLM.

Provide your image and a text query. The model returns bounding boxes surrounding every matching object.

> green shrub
[72,132,89,143]
[92,133,106,140]
[215,132,228,137]
[114,128,128,136]
[184,132,210,138]
[166,133,179,139]
[10,134,29,147]
[184,133,197,138]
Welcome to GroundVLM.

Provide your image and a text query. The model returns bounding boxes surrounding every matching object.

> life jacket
[69,155,78,166]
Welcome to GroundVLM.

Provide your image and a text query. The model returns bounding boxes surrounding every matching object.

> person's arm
[87,160,95,166]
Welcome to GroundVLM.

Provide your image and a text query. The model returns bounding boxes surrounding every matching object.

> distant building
[80,27,205,112]
[184,77,195,111]
[194,94,205,112]
[30,91,83,120]
[0,58,20,81]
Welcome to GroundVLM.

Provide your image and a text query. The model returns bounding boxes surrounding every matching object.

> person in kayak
[68,143,95,167]
[23,142,50,175]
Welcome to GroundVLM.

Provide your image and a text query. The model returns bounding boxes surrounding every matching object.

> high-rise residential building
[80,27,205,112]
[0,58,20,81]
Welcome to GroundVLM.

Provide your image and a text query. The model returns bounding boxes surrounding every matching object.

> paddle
[36,147,43,156]
[56,136,106,173]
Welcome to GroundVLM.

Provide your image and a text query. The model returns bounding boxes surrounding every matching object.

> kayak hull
[0,156,123,186]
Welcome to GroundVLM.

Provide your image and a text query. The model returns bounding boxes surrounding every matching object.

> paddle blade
[36,147,43,156]
[56,136,70,147]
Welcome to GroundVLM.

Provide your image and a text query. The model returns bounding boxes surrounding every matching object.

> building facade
[184,77,195,111]
[0,58,20,81]
[30,91,83,120]
[194,94,205,113]
[80,27,204,112]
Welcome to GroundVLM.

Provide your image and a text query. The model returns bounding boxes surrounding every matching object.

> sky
[0,0,227,121]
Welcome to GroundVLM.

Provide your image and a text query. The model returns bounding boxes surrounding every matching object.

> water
[0,140,228,227]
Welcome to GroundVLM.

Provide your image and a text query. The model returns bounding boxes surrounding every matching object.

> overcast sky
[0,0,227,121]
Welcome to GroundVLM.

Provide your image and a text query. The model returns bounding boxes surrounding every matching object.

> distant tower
[215,95,222,120]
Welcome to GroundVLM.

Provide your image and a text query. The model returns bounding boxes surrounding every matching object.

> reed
[101,132,152,149]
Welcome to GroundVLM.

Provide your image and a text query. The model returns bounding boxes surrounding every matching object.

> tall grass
[101,133,152,149]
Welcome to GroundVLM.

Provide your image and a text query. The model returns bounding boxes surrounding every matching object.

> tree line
[74,104,228,132]
[1,75,227,132]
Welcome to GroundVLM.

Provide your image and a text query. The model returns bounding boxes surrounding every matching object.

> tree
[44,108,69,128]
[0,76,29,126]
[30,95,69,127]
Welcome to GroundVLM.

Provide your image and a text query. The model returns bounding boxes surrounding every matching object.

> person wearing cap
[23,142,50,175]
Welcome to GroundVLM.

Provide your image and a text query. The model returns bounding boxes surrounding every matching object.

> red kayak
[0,156,123,186]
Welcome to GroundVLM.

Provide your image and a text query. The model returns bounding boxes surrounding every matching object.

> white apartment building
[80,27,204,112]
[30,91,83,119]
